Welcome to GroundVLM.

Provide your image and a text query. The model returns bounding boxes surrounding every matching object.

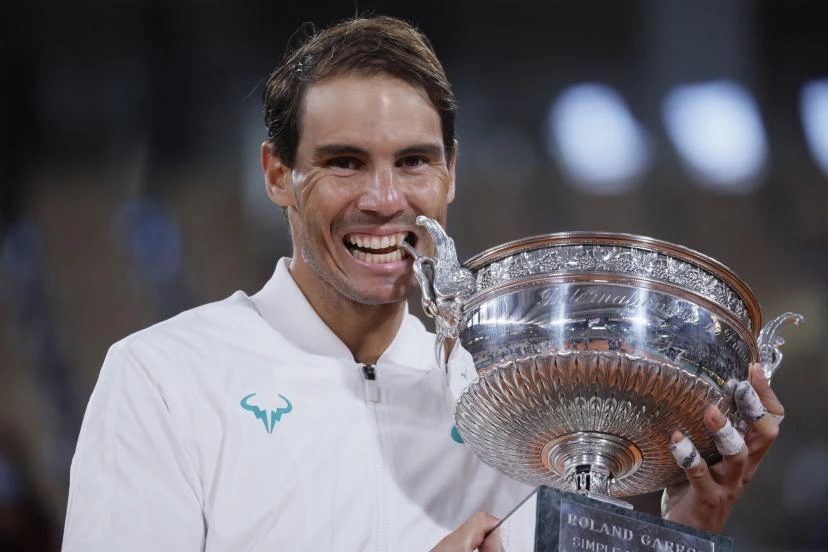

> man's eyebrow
[395,143,445,158]
[312,144,369,158]
[312,143,445,159]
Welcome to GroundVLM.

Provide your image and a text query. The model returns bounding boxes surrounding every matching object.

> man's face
[266,74,456,306]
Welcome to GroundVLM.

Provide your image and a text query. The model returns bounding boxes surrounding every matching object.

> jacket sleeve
[62,339,205,551]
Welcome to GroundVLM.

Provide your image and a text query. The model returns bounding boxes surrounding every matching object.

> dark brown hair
[263,16,456,167]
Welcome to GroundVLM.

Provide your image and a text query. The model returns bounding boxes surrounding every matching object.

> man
[63,15,784,551]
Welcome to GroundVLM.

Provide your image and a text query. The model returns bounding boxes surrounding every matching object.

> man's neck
[287,263,407,365]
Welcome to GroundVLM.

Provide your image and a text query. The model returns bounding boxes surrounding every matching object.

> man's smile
[343,231,418,264]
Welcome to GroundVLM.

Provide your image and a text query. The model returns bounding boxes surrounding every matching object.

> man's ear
[446,139,458,204]
[261,141,295,208]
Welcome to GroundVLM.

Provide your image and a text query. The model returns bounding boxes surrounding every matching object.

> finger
[480,533,507,552]
[748,363,785,423]
[734,379,767,422]
[734,379,780,447]
[670,431,701,469]
[705,406,749,488]
[466,512,499,551]
[706,407,746,457]
[431,512,500,552]
[733,373,782,484]
[670,431,719,496]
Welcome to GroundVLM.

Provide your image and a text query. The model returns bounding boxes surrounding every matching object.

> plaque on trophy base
[488,486,732,552]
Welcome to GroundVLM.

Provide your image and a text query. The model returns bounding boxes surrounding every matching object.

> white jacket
[63,258,532,551]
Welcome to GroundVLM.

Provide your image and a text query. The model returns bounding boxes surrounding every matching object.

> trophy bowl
[407,216,802,500]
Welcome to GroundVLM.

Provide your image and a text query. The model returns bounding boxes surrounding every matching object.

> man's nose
[357,167,407,216]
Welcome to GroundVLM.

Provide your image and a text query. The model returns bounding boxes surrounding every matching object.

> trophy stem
[571,465,613,495]
[567,465,634,509]
[543,431,642,508]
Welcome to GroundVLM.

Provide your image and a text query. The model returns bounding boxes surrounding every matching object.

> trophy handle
[756,312,805,381]
[403,216,477,369]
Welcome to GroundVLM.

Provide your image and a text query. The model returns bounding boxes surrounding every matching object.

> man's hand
[431,512,502,552]
[661,363,783,532]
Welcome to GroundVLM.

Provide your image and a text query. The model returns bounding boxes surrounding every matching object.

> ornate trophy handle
[400,216,476,369]
[757,312,805,381]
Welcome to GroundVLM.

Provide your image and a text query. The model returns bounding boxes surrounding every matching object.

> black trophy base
[488,486,732,552]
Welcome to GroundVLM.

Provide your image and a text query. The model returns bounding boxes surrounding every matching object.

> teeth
[350,248,403,264]
[346,232,408,251]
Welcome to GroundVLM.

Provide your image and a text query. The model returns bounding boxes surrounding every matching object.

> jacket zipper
[362,363,381,403]
[361,363,387,550]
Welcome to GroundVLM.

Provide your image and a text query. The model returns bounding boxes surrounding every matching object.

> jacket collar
[251,258,433,370]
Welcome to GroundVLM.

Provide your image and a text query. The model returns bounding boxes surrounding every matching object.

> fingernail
[709,407,727,428]
[711,418,746,456]
[669,435,701,469]
[734,381,767,422]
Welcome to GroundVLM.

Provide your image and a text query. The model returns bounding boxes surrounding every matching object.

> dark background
[1,0,827,550]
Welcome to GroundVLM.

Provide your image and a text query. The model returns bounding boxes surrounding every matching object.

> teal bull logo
[240,393,293,434]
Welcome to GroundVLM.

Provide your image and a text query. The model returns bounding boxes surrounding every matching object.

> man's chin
[343,281,417,307]
[351,291,412,307]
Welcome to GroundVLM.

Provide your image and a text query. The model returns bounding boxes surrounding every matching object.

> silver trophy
[405,216,803,501]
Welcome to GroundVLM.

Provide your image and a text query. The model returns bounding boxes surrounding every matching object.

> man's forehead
[297,74,443,148]
[302,74,437,120]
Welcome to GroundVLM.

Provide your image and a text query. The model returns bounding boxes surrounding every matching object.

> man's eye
[328,157,361,170]
[398,156,427,168]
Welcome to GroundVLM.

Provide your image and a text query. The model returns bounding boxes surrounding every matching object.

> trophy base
[488,486,732,552]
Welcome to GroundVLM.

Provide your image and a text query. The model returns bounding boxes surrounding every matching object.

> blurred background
[1,0,827,550]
